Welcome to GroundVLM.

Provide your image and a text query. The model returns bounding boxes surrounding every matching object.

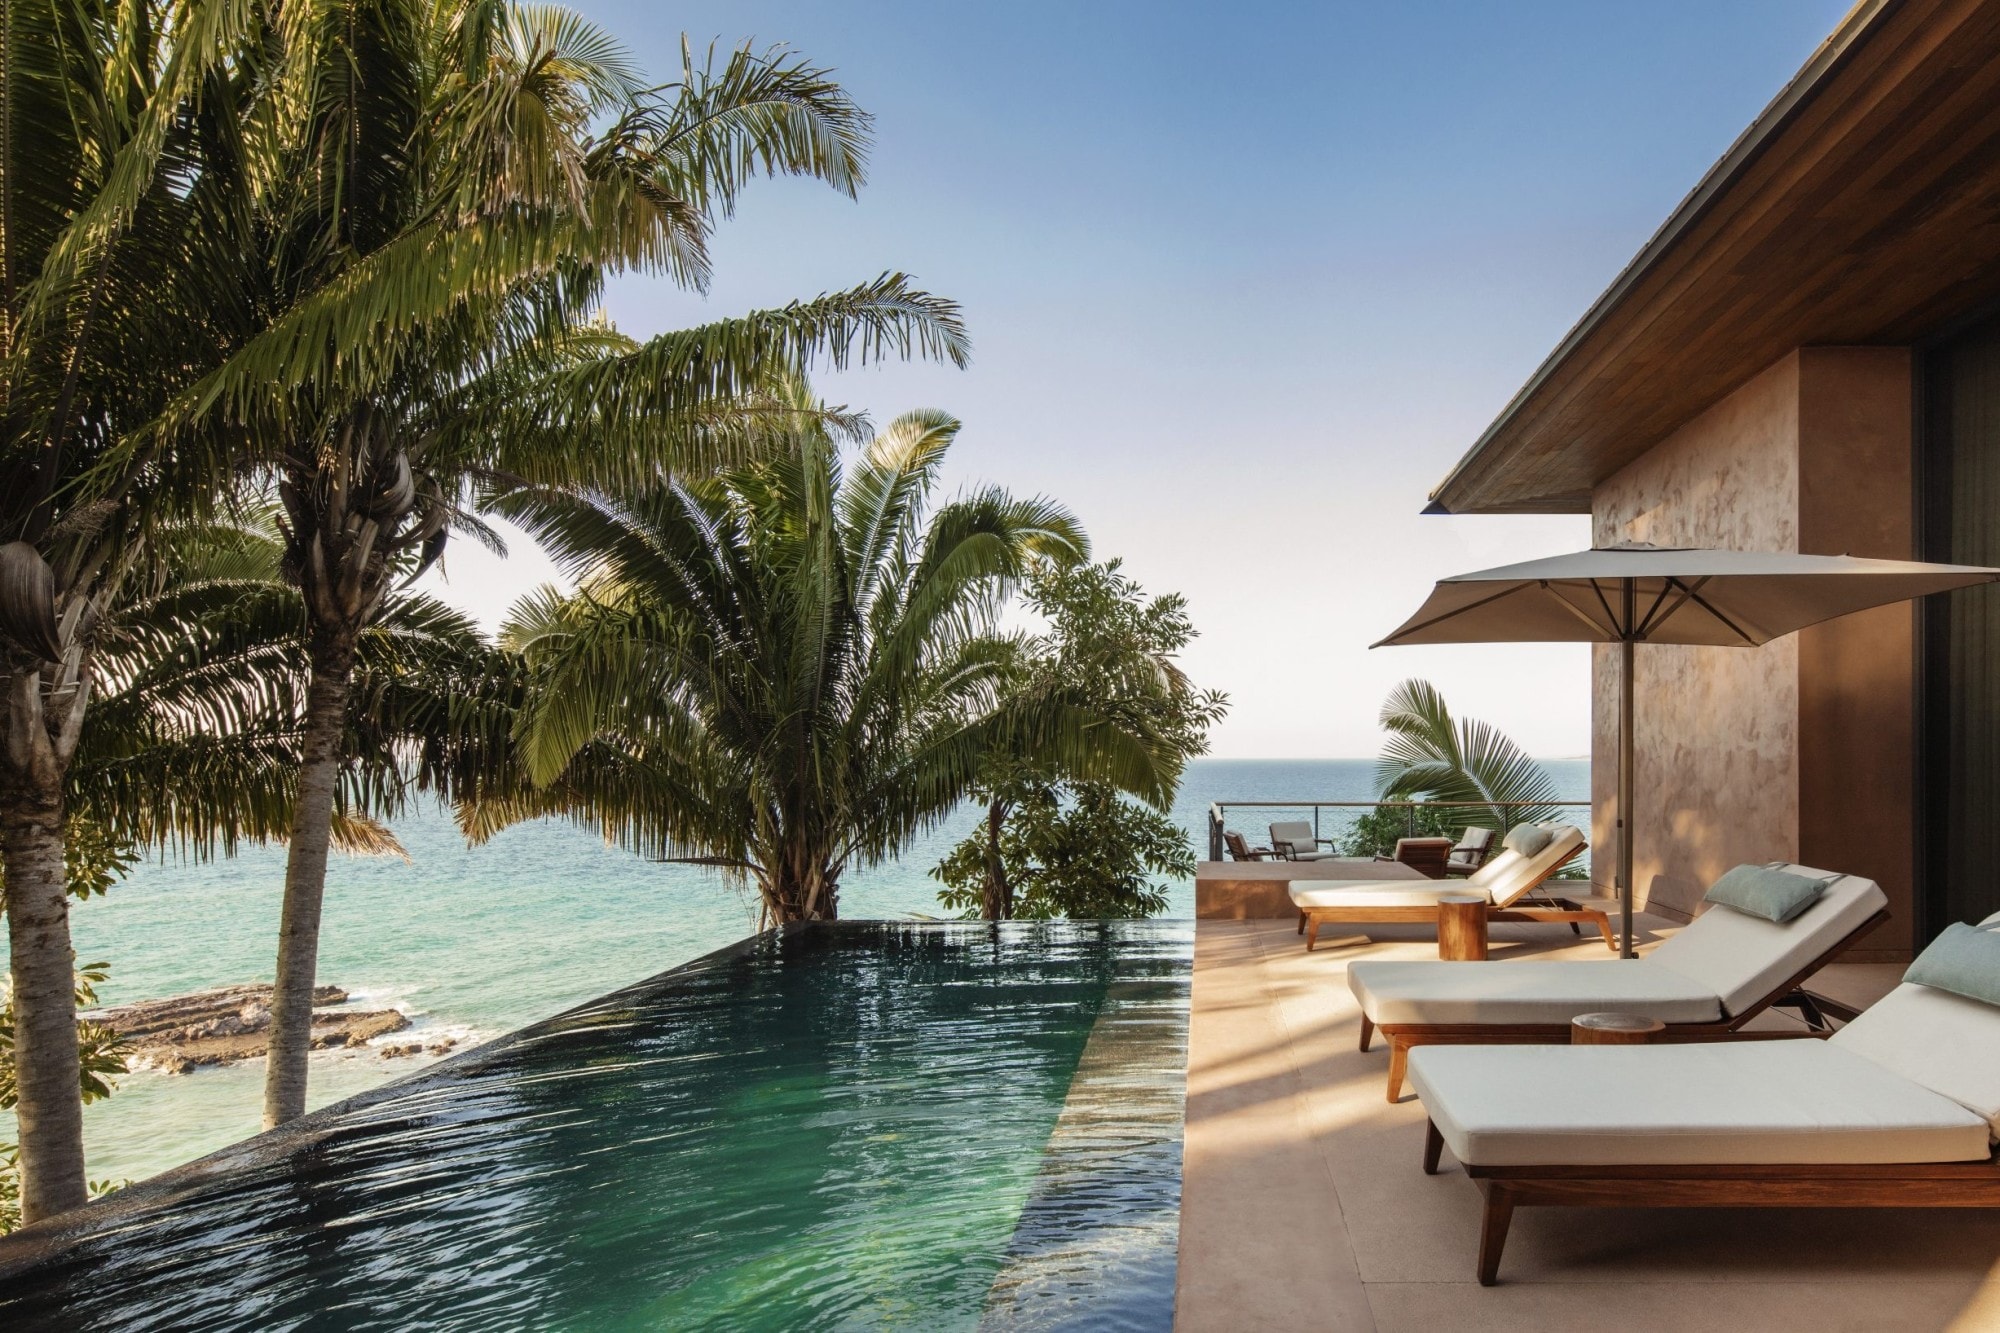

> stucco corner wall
[1591,355,1803,920]
[1588,348,1917,952]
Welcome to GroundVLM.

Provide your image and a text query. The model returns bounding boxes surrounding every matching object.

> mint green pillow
[1702,864,1827,924]
[1905,922,2000,1007]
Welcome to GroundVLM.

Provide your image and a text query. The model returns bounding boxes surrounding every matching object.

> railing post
[1207,804,1224,861]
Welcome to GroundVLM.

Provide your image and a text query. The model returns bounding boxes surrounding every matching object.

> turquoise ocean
[4,757,1586,1185]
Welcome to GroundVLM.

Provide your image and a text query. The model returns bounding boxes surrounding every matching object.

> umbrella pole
[1618,635,1636,958]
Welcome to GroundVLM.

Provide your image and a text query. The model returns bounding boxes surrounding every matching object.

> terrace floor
[1175,913,2000,1332]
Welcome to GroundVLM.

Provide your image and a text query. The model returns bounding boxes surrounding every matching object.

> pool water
[0,921,1192,1331]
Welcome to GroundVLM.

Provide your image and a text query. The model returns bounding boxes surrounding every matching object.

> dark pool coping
[0,918,1195,1280]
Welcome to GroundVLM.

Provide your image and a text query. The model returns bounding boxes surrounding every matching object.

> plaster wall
[1590,349,1916,956]
[1592,356,1802,922]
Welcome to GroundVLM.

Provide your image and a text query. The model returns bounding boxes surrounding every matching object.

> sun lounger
[1406,918,2000,1285]
[1347,864,1888,1100]
[1290,824,1598,953]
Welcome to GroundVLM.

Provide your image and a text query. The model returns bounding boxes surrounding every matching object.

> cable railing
[1205,799,1592,867]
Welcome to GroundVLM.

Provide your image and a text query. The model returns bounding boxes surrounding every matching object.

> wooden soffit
[1432,0,2000,515]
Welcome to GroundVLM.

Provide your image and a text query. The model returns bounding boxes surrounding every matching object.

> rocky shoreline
[90,984,457,1075]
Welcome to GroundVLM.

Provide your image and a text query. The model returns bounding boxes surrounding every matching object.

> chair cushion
[1703,863,1829,923]
[1466,825,1585,908]
[1902,922,2000,1008]
[1407,1041,1993,1167]
[1833,981,2000,1137]
[1501,824,1553,857]
[1289,881,1488,910]
[1647,865,1885,1017]
[1346,959,1722,1026]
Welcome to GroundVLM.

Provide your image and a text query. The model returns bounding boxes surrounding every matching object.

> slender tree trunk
[981,798,1012,920]
[261,632,356,1130]
[765,845,839,924]
[1,783,86,1222]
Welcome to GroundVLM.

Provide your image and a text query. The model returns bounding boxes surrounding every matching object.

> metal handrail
[1205,798,1590,861]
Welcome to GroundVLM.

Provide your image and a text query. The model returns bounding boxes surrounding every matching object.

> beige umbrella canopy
[1375,543,2000,956]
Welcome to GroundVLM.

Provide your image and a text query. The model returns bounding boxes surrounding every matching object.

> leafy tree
[935,560,1226,919]
[474,409,1167,923]
[934,781,1191,919]
[1338,802,1457,858]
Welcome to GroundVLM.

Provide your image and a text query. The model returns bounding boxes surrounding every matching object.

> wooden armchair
[1223,831,1279,861]
[1375,836,1454,879]
[1443,826,1495,877]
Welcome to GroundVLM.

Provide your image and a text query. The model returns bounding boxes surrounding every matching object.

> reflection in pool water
[0,921,1191,1331]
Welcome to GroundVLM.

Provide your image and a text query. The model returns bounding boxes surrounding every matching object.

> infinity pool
[0,921,1192,1331]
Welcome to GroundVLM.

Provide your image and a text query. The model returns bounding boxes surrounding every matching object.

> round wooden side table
[1570,1012,1666,1044]
[1437,893,1488,961]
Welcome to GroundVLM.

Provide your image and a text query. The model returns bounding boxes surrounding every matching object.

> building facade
[1427,0,2000,960]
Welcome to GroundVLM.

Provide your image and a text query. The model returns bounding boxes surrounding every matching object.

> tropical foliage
[0,0,1223,1230]
[1373,679,1565,831]
[934,782,1194,919]
[1338,802,1457,859]
[934,560,1224,919]
[476,409,1170,924]
[0,0,971,1205]
[163,6,969,1132]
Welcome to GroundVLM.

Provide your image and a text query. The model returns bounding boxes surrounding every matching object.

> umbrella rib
[1638,578,1678,635]
[1540,582,1617,638]
[1586,578,1626,637]
[1379,582,1538,642]
[1637,576,1707,638]
[1679,586,1762,645]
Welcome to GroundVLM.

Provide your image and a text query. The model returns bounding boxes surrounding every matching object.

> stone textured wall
[1589,348,1916,956]
[1592,355,1803,921]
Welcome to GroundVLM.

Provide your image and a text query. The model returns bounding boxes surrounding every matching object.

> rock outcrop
[90,984,421,1075]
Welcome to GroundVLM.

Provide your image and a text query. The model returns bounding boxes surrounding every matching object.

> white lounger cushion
[1464,824,1584,908]
[1291,881,1499,910]
[1348,959,1722,1026]
[1289,823,1585,913]
[1408,1040,1993,1167]
[1833,982,2000,1136]
[1345,863,1885,1028]
[1647,866,1886,1017]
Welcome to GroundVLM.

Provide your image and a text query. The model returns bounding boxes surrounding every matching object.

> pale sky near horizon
[416,0,1856,760]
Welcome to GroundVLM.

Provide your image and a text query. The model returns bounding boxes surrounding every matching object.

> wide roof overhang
[1431,0,2000,516]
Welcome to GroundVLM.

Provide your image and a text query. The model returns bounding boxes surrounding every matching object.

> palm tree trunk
[2,783,87,1222]
[981,798,1012,920]
[261,631,355,1130]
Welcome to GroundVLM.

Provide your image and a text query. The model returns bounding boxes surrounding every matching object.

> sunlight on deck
[1176,918,2000,1331]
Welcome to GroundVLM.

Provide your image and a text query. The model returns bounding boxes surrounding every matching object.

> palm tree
[78,508,510,862]
[0,499,496,1217]
[0,0,274,1218]
[473,408,1165,923]
[1373,679,1564,835]
[53,4,968,1129]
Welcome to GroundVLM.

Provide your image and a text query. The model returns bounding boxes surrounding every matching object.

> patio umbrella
[1374,543,2000,957]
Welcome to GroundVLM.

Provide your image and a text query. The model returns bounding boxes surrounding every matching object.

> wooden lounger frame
[1421,1119,2000,1286]
[1363,907,1892,1102]
[1295,844,1606,953]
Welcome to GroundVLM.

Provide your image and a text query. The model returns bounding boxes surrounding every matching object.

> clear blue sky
[426,0,1857,758]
